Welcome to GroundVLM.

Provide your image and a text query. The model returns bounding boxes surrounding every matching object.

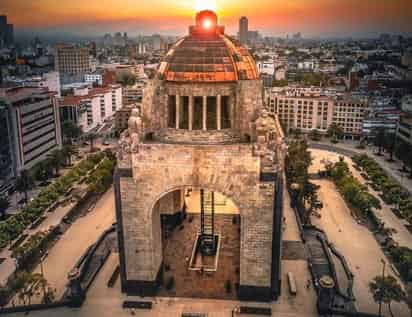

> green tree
[369,275,405,317]
[15,170,34,203]
[61,121,82,144]
[327,123,344,140]
[309,129,322,141]
[61,144,78,166]
[374,127,386,156]
[116,72,137,86]
[47,149,65,176]
[33,160,53,183]
[86,133,98,153]
[0,195,10,220]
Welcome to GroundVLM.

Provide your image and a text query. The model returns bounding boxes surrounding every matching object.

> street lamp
[378,259,386,317]
[39,250,48,302]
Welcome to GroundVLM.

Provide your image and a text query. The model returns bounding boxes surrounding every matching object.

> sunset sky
[2,0,412,37]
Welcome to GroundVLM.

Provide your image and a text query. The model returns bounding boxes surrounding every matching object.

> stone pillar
[176,95,180,129]
[202,95,207,131]
[189,95,193,131]
[217,94,221,130]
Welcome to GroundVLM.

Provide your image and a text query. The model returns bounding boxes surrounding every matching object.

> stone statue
[128,108,143,153]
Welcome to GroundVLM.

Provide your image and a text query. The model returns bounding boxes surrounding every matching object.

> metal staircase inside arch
[200,189,216,255]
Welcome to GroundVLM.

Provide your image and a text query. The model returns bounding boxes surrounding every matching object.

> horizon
[2,0,412,40]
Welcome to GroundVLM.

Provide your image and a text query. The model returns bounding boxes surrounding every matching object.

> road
[309,149,410,317]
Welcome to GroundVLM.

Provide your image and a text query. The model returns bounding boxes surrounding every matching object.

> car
[103,140,110,146]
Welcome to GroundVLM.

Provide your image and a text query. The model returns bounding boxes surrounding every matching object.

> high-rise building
[55,44,91,75]
[0,15,14,48]
[239,16,248,44]
[0,87,62,187]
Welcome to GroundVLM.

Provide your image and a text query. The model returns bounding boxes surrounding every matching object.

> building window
[168,95,176,128]
[193,97,203,130]
[221,96,231,129]
[207,96,217,130]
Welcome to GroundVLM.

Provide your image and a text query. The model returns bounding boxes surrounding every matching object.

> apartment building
[0,87,62,187]
[59,85,122,133]
[266,87,367,137]
[333,98,367,136]
[55,44,91,75]
[398,115,412,146]
[122,82,144,105]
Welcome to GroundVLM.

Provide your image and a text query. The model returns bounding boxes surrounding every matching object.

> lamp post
[378,259,386,317]
[39,250,48,302]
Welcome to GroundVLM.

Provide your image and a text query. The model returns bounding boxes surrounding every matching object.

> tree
[383,132,396,162]
[309,129,322,141]
[0,195,10,220]
[61,144,78,166]
[327,123,344,140]
[374,127,386,156]
[301,182,323,223]
[369,275,406,317]
[86,133,98,153]
[15,170,34,203]
[33,160,53,184]
[116,72,137,86]
[47,149,65,176]
[61,121,82,144]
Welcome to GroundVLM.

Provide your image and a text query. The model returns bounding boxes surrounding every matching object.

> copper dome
[157,11,259,83]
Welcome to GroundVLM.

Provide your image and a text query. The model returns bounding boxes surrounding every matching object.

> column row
[167,95,231,131]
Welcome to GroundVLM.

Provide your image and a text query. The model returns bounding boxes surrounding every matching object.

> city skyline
[2,0,412,39]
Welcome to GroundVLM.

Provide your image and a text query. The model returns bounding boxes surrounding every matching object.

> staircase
[200,189,216,255]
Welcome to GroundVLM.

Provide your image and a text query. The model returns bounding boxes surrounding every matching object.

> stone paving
[159,213,240,300]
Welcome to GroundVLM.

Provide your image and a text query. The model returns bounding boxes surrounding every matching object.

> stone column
[217,94,222,130]
[189,95,193,131]
[176,95,180,129]
[202,95,207,131]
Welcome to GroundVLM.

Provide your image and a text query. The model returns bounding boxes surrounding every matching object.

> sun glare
[195,0,217,12]
[202,19,212,29]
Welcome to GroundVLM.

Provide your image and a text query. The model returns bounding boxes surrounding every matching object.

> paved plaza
[159,213,240,300]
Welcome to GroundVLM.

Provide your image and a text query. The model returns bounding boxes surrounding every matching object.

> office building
[239,16,248,44]
[0,16,14,48]
[0,87,62,187]
[55,44,91,75]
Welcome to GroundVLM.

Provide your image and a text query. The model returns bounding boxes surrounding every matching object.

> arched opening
[152,187,241,299]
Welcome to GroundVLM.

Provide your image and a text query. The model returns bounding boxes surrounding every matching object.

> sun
[195,0,217,12]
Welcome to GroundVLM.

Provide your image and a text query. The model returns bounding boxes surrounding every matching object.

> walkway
[0,183,87,286]
[309,148,412,249]
[309,149,410,316]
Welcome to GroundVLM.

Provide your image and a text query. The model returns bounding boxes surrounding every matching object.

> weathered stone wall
[119,142,275,288]
[154,128,241,144]
[235,80,265,140]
